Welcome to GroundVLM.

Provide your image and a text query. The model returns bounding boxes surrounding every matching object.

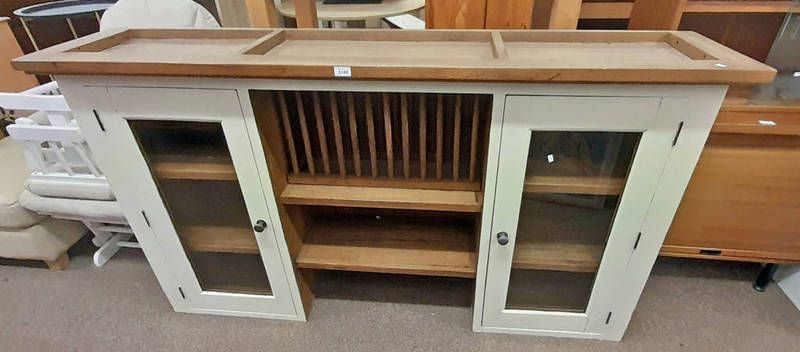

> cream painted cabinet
[474,89,727,340]
[73,86,303,320]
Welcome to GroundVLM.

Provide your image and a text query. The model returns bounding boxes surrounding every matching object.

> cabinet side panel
[54,77,188,311]
[603,86,727,340]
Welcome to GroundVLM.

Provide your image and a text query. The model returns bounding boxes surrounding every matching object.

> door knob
[253,219,267,232]
[497,232,509,245]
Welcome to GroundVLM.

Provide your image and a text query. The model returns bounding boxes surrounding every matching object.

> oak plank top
[11,28,776,84]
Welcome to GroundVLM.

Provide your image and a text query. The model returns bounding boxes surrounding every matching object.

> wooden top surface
[11,28,776,84]
[278,0,424,21]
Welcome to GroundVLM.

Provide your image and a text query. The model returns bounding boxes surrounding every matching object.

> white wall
[775,265,800,310]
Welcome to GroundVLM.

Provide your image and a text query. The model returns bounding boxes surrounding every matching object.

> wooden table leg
[44,252,70,270]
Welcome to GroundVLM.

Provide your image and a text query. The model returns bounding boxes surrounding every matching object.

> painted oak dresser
[12,28,775,340]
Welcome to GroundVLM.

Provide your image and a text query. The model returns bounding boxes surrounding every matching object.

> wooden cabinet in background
[425,0,486,29]
[663,98,800,264]
[0,17,37,92]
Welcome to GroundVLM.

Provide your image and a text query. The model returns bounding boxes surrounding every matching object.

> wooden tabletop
[278,0,424,21]
[11,28,776,84]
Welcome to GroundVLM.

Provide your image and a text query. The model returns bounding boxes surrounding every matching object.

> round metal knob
[253,220,267,232]
[497,232,509,245]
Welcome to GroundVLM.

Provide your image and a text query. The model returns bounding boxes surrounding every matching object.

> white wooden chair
[2,82,138,267]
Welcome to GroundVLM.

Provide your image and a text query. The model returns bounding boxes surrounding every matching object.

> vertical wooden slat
[469,95,480,181]
[382,93,394,178]
[452,95,462,181]
[419,94,427,180]
[294,0,319,28]
[276,92,300,175]
[628,0,687,30]
[485,0,535,29]
[365,93,378,178]
[435,94,444,180]
[346,93,362,177]
[401,93,410,179]
[328,92,346,176]
[549,0,584,29]
[312,92,331,174]
[244,0,280,27]
[490,31,508,59]
[426,0,488,29]
[295,91,315,175]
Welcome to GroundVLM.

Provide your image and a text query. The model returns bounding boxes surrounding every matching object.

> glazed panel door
[102,87,297,316]
[483,95,678,334]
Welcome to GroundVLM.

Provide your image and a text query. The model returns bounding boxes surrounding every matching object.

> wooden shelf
[510,195,613,273]
[524,175,624,195]
[178,225,259,254]
[512,240,604,273]
[151,155,236,181]
[13,28,776,84]
[280,184,482,212]
[295,214,477,278]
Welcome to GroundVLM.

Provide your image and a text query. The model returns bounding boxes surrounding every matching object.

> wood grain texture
[244,0,280,27]
[276,91,300,174]
[180,225,259,254]
[524,175,624,195]
[11,29,776,84]
[579,1,632,19]
[329,92,346,176]
[294,0,320,28]
[296,214,477,277]
[0,18,38,92]
[485,0,535,29]
[346,92,362,177]
[382,93,394,178]
[628,0,687,30]
[312,92,331,174]
[664,132,800,263]
[683,1,800,13]
[280,184,482,212]
[426,0,488,29]
[549,0,583,29]
[295,92,316,175]
[151,158,236,181]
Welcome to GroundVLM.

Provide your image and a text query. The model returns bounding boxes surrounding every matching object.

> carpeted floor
[1,236,799,352]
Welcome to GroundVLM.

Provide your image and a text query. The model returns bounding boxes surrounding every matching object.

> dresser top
[12,28,776,84]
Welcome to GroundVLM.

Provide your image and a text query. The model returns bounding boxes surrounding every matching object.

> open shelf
[280,184,482,212]
[512,238,604,273]
[178,225,259,254]
[510,194,614,273]
[524,175,624,195]
[295,213,477,278]
[151,154,236,181]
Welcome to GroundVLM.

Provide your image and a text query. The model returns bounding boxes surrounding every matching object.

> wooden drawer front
[712,108,800,135]
[664,133,800,262]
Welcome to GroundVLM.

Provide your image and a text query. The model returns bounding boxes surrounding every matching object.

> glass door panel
[129,120,272,296]
[506,131,640,312]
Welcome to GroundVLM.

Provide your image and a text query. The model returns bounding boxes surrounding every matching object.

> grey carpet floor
[1,237,799,352]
